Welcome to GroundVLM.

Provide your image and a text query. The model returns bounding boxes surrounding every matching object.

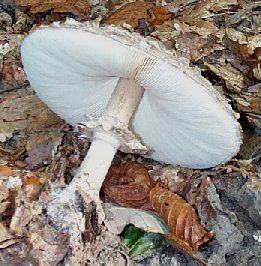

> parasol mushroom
[21,20,241,222]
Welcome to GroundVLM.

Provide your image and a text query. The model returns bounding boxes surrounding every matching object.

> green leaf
[123,225,144,248]
[128,232,167,258]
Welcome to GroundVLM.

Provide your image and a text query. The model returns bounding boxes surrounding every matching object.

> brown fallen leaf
[204,61,246,93]
[225,1,260,27]
[0,185,10,215]
[0,12,12,30]
[0,165,13,177]
[9,203,31,236]
[0,133,28,163]
[23,175,41,186]
[0,90,64,143]
[226,28,261,79]
[234,94,261,115]
[180,15,218,36]
[0,188,17,227]
[103,2,171,34]
[15,0,90,19]
[28,219,69,265]
[25,132,63,170]
[240,130,261,160]
[103,162,154,209]
[2,61,26,82]
[189,0,238,17]
[103,2,153,28]
[150,183,213,252]
[23,173,43,200]
[13,10,29,32]
[149,6,172,26]
[0,223,21,249]
[175,32,219,61]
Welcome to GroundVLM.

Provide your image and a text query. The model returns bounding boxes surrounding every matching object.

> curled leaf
[150,184,213,251]
[103,162,154,209]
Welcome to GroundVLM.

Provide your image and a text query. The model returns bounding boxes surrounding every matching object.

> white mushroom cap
[21,21,241,169]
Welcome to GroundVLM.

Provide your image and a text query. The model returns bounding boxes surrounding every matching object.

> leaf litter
[0,0,261,265]
[103,163,213,265]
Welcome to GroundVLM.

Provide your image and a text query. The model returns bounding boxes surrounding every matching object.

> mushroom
[21,20,241,221]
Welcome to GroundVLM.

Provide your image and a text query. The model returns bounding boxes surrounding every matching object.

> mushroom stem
[76,78,144,218]
[76,130,121,197]
[105,78,145,124]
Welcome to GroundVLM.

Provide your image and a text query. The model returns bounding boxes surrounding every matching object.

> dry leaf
[253,65,261,80]
[0,33,24,59]
[0,91,64,142]
[190,0,238,17]
[240,130,261,160]
[15,0,90,19]
[9,204,31,236]
[204,62,246,93]
[23,175,41,186]
[13,10,29,32]
[150,183,213,251]
[23,174,43,200]
[25,132,63,170]
[175,32,219,60]
[150,6,172,26]
[0,187,17,227]
[0,165,13,177]
[104,203,168,235]
[0,132,28,163]
[225,1,260,27]
[186,177,219,225]
[226,28,261,78]
[234,94,261,115]
[180,15,218,36]
[0,185,10,215]
[29,220,69,265]
[103,2,171,33]
[0,12,12,30]
[103,2,153,28]
[0,223,20,249]
[103,162,154,209]
[2,61,26,82]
